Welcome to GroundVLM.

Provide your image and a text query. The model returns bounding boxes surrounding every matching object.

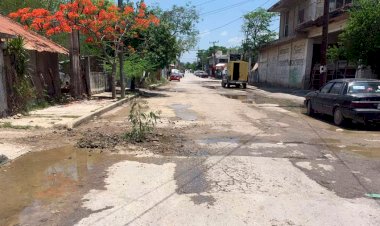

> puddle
[345,146,380,158]
[220,94,303,113]
[0,146,120,225]
[170,104,198,121]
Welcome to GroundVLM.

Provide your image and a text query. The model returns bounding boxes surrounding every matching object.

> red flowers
[9,0,160,47]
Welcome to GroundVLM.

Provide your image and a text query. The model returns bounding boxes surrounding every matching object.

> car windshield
[348,82,380,94]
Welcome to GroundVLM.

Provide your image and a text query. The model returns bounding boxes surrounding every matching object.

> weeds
[0,122,33,130]
[124,100,160,142]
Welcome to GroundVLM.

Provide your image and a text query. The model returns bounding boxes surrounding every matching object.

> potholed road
[1,73,380,225]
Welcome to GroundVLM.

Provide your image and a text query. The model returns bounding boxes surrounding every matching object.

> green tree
[161,4,199,59]
[242,8,277,61]
[340,0,380,77]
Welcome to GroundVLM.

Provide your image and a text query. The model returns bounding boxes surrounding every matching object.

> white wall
[258,39,311,89]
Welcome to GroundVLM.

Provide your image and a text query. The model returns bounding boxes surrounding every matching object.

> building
[207,51,228,76]
[0,14,68,115]
[257,0,354,89]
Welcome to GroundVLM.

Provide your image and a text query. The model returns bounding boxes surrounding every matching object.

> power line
[195,0,218,7]
[200,0,254,16]
[198,16,243,36]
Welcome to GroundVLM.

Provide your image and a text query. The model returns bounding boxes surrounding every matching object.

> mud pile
[77,132,122,149]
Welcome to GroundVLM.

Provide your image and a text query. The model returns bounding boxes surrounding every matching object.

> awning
[215,63,226,68]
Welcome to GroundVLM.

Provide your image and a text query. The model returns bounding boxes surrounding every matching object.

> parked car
[195,70,208,78]
[194,70,203,77]
[169,72,181,81]
[305,79,380,126]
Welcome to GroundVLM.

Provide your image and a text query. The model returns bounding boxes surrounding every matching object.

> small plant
[0,122,33,130]
[125,100,160,142]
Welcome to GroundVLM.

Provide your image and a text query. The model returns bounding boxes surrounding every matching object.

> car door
[313,82,334,113]
[324,82,344,115]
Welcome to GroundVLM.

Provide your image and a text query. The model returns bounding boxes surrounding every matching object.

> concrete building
[257,0,354,89]
[207,51,228,76]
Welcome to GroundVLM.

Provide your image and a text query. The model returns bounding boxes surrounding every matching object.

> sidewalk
[247,84,310,105]
[0,92,135,162]
[0,92,135,129]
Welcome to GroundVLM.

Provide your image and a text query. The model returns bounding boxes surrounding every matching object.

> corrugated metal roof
[0,14,68,54]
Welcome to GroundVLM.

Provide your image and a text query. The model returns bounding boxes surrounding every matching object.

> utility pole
[320,0,330,87]
[210,41,219,76]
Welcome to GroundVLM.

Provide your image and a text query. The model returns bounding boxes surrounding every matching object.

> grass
[0,122,34,130]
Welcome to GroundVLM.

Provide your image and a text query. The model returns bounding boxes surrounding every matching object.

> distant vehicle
[305,79,380,126]
[169,72,181,81]
[222,61,248,89]
[194,70,208,78]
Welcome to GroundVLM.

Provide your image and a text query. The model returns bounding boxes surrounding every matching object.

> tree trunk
[119,53,125,98]
[111,63,117,99]
[130,77,135,90]
[69,30,82,98]
[117,0,126,98]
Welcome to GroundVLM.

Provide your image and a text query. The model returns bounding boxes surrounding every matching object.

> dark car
[305,79,380,126]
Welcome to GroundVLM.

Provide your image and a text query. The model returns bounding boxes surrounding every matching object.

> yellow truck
[221,61,249,89]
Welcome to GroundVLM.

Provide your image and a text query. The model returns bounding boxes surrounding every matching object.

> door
[313,82,334,113]
[233,63,240,81]
[324,82,344,115]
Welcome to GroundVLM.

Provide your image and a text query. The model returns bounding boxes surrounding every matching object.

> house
[0,14,68,115]
[207,51,229,76]
[0,32,13,116]
[257,0,354,89]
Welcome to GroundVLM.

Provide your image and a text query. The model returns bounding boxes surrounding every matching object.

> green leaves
[340,0,380,75]
[125,99,160,142]
[242,8,277,60]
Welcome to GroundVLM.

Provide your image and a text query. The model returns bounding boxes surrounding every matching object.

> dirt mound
[77,132,122,149]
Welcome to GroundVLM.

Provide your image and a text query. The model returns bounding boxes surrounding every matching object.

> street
[1,73,380,225]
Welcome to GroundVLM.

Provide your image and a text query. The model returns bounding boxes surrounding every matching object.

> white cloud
[227,36,243,47]
[220,31,228,37]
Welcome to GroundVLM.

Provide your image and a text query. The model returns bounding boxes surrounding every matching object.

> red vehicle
[169,73,181,81]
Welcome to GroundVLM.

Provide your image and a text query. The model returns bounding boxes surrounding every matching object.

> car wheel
[306,101,314,116]
[227,83,230,88]
[333,108,345,126]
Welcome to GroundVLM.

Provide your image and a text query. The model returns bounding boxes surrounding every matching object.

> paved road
[1,73,380,225]
[77,74,380,225]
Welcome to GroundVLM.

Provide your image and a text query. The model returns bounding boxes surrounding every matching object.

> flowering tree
[10,0,159,98]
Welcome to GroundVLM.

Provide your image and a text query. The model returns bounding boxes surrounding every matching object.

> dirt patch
[77,132,122,149]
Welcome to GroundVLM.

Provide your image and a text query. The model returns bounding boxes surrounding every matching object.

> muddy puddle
[170,104,198,121]
[0,146,121,226]
[220,94,304,113]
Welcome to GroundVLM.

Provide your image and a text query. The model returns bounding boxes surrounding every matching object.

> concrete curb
[66,94,138,129]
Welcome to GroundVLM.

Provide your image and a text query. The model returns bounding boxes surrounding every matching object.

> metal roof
[0,14,68,54]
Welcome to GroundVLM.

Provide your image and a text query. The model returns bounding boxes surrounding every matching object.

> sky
[140,0,281,63]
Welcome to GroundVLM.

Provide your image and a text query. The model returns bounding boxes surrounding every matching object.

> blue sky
[140,0,280,62]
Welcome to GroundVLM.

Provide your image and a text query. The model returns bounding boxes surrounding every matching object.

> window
[329,82,344,94]
[283,11,289,37]
[330,0,352,11]
[298,8,305,24]
[321,83,334,93]
[348,82,380,94]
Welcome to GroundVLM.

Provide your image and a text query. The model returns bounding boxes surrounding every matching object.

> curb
[66,94,138,129]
